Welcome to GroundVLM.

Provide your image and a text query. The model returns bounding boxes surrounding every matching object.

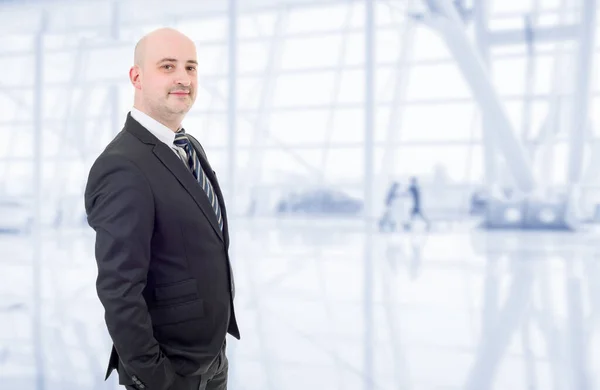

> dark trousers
[125,344,228,390]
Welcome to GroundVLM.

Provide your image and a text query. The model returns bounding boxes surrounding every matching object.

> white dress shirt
[130,107,188,163]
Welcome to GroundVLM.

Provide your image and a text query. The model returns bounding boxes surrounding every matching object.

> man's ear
[129,65,142,90]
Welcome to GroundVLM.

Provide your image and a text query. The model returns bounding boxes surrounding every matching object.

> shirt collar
[130,107,181,147]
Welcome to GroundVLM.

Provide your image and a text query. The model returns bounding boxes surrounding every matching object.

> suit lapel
[187,135,230,246]
[124,114,224,242]
[152,144,224,242]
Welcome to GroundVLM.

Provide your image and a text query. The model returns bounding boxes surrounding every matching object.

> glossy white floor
[1,217,599,390]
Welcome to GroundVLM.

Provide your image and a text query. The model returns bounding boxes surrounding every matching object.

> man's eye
[187,67,196,71]
[163,64,173,70]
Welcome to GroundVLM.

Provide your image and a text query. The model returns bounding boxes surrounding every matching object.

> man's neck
[133,105,182,132]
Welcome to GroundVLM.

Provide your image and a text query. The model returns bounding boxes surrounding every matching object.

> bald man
[84,28,240,390]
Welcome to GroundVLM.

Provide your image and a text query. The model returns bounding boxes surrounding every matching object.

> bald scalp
[133,37,146,67]
[133,27,195,69]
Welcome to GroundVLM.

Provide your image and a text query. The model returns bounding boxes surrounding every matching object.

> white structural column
[364,1,375,221]
[245,10,287,216]
[226,0,238,388]
[567,0,597,185]
[318,4,354,185]
[228,0,237,210]
[421,0,535,193]
[378,0,416,219]
[364,0,375,390]
[33,11,48,390]
[473,0,497,188]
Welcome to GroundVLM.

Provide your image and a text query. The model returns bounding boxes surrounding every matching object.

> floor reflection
[0,218,598,390]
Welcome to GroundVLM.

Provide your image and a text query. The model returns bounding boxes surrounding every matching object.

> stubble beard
[147,94,191,126]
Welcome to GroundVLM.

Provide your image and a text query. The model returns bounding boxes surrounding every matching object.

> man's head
[129,28,198,131]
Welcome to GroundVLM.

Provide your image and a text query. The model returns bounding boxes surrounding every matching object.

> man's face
[131,32,198,123]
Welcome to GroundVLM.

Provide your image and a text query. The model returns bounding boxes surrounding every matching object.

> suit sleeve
[84,153,176,390]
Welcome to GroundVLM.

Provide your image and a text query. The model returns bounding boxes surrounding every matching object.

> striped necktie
[174,129,223,232]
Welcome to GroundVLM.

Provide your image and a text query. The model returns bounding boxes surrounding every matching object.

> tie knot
[174,129,189,148]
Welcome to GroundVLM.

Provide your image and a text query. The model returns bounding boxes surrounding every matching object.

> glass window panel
[392,145,484,183]
[399,102,480,142]
[337,69,365,104]
[268,110,329,144]
[376,67,399,103]
[281,35,343,70]
[273,72,336,106]
[2,130,33,159]
[537,13,563,27]
[344,32,365,66]
[43,86,111,120]
[538,0,567,9]
[85,87,113,118]
[590,98,600,136]
[237,77,263,110]
[239,12,280,38]
[43,88,70,120]
[183,114,228,148]
[235,113,260,147]
[491,0,533,15]
[41,127,61,159]
[503,100,525,136]
[200,150,225,174]
[0,92,31,122]
[178,17,227,42]
[216,149,250,209]
[348,2,366,28]
[286,4,358,34]
[533,54,557,95]
[195,79,228,112]
[260,149,324,183]
[491,45,527,57]
[44,159,87,196]
[489,17,529,30]
[406,63,472,100]
[375,1,407,26]
[411,26,452,61]
[491,57,527,96]
[52,1,112,30]
[595,53,600,91]
[525,100,552,140]
[0,6,41,35]
[80,119,124,156]
[85,46,132,81]
[195,44,227,76]
[1,162,32,195]
[375,107,392,144]
[0,126,18,158]
[0,55,31,86]
[331,108,364,144]
[595,25,600,49]
[266,109,361,146]
[0,34,32,53]
[376,29,411,64]
[322,147,363,181]
[238,42,270,73]
[44,52,78,85]
[529,142,569,185]
[118,83,134,116]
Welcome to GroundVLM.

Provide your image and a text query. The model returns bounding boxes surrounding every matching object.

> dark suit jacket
[84,113,240,390]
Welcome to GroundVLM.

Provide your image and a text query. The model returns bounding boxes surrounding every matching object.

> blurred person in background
[84,27,240,390]
[406,176,430,231]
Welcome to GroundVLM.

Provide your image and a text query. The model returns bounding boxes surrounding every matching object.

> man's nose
[175,68,191,86]
[175,77,191,87]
